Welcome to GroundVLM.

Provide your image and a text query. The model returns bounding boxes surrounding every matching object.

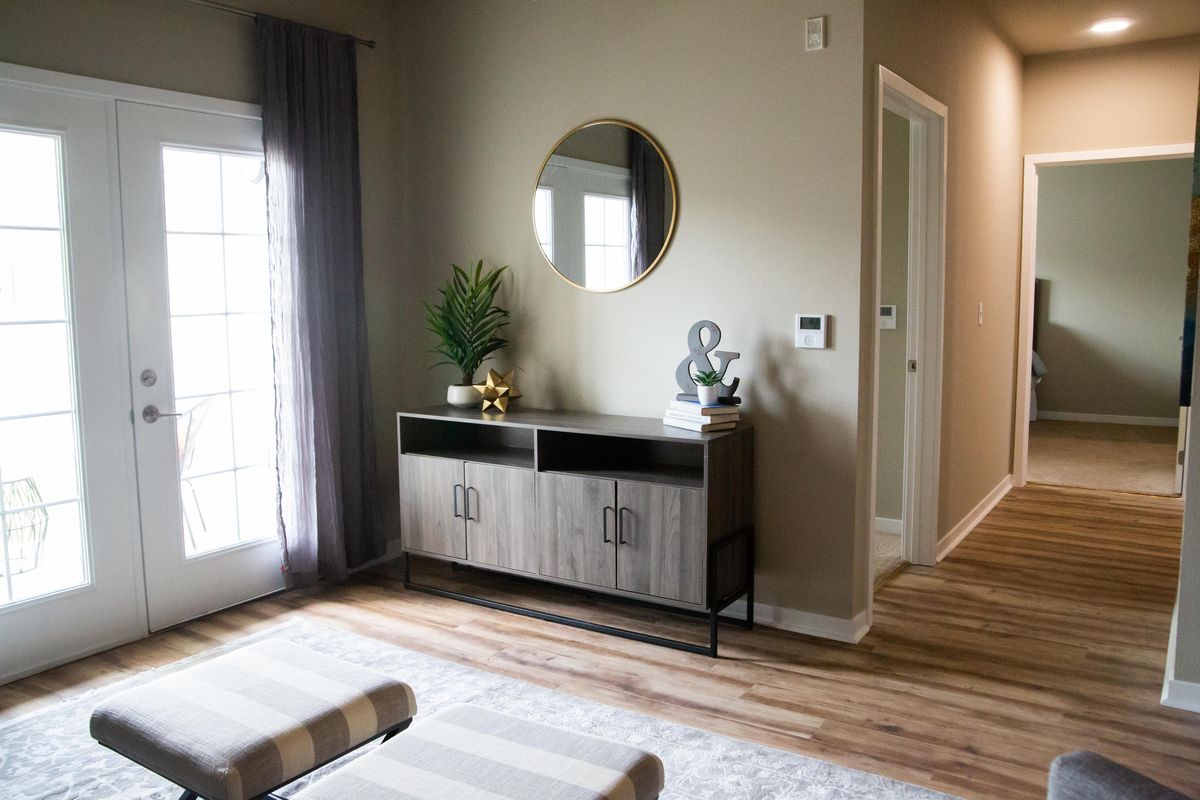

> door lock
[908,359,918,373]
[140,368,157,387]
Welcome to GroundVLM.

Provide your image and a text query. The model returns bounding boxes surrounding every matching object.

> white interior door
[0,84,145,681]
[118,101,284,631]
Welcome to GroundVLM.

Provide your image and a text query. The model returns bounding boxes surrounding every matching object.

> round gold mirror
[533,120,676,292]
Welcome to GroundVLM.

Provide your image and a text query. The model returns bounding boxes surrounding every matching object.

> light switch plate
[806,16,827,51]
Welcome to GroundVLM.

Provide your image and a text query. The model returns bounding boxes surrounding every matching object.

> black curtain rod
[181,0,377,49]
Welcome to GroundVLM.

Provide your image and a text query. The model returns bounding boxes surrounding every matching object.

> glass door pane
[160,147,277,558]
[0,129,88,606]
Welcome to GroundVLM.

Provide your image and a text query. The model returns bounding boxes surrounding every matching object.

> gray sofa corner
[1048,751,1192,800]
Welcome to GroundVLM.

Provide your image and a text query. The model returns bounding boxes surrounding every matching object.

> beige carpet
[873,530,903,588]
[1027,420,1178,496]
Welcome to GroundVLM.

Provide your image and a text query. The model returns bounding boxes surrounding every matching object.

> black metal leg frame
[403,525,755,658]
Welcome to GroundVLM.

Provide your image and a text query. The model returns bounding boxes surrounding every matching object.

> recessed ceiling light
[1090,17,1132,34]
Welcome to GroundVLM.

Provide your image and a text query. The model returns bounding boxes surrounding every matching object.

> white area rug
[0,618,960,799]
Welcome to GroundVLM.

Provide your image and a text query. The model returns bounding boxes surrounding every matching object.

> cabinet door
[616,482,706,605]
[465,463,538,573]
[400,455,466,558]
[537,473,616,588]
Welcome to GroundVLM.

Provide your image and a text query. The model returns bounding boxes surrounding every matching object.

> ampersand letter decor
[674,320,741,405]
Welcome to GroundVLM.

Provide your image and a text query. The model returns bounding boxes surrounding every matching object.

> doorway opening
[1013,145,1195,497]
[869,68,947,601]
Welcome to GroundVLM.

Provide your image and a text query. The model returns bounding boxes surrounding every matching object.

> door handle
[466,486,478,522]
[602,505,614,544]
[142,404,184,423]
[453,484,464,518]
[617,506,630,545]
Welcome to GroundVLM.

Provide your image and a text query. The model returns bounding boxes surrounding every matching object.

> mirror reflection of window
[534,187,553,262]
[583,193,631,291]
[534,121,675,292]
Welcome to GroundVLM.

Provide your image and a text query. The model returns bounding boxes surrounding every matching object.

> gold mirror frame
[532,119,678,293]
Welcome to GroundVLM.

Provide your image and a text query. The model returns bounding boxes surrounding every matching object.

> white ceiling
[981,0,1200,55]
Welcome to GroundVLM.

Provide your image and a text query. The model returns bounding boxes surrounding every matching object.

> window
[534,186,553,262]
[0,129,88,606]
[583,193,631,291]
[161,147,278,557]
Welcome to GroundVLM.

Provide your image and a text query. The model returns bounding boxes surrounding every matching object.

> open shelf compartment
[537,429,704,488]
[399,415,535,469]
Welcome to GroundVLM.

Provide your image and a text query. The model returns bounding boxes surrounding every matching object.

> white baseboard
[937,475,1013,561]
[1161,603,1200,712]
[726,599,869,644]
[874,517,902,536]
[1037,410,1178,427]
[1162,677,1200,712]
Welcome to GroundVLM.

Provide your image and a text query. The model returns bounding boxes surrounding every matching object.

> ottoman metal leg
[381,718,412,743]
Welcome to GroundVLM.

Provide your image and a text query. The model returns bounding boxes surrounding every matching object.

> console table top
[398,405,750,443]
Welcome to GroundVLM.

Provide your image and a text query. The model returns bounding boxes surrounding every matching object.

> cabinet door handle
[618,506,630,545]
[602,505,614,544]
[466,486,478,522]
[453,484,464,518]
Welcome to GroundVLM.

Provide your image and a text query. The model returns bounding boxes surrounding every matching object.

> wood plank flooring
[3,484,1197,799]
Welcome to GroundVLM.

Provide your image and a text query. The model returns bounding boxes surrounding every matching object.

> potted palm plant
[425,260,511,408]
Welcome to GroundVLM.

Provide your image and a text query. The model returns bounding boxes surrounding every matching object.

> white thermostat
[795,314,829,349]
[880,305,897,330]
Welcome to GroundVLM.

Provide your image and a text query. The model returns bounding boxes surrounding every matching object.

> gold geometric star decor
[473,368,522,413]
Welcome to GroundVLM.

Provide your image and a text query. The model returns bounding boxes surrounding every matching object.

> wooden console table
[396,406,754,656]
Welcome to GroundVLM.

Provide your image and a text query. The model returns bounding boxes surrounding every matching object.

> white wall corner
[750,603,871,644]
[937,475,1013,561]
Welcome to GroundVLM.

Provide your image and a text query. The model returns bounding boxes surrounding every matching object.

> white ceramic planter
[447,384,479,408]
[697,385,720,406]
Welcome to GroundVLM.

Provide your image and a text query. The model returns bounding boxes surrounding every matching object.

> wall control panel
[805,16,827,51]
[795,314,829,349]
[880,305,897,330]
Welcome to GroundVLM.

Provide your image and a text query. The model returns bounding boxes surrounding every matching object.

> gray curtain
[630,134,667,277]
[256,15,383,586]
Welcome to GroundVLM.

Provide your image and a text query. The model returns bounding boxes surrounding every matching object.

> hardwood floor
[3,484,1197,799]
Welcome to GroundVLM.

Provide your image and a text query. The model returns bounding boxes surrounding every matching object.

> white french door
[1,70,287,680]
[119,102,284,631]
[0,84,145,681]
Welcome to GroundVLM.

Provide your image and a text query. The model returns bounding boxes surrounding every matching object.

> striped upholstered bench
[90,639,417,800]
[293,704,665,800]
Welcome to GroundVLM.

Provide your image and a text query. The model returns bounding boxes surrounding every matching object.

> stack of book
[662,399,740,432]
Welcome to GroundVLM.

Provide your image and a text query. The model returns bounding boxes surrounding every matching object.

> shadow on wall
[1035,279,1183,419]
[751,336,854,608]
[1036,323,1180,417]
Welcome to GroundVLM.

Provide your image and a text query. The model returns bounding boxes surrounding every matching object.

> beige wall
[0,0,411,540]
[863,0,1024,562]
[401,0,868,620]
[1035,159,1192,420]
[1024,36,1200,154]
[875,110,909,522]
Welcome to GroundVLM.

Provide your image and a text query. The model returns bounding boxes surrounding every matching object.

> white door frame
[868,67,947,617]
[1011,143,1195,488]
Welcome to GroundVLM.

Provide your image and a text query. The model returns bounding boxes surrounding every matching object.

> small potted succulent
[693,369,722,406]
[424,260,511,408]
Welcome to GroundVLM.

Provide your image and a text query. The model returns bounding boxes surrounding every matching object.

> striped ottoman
[294,704,664,800]
[90,639,417,800]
